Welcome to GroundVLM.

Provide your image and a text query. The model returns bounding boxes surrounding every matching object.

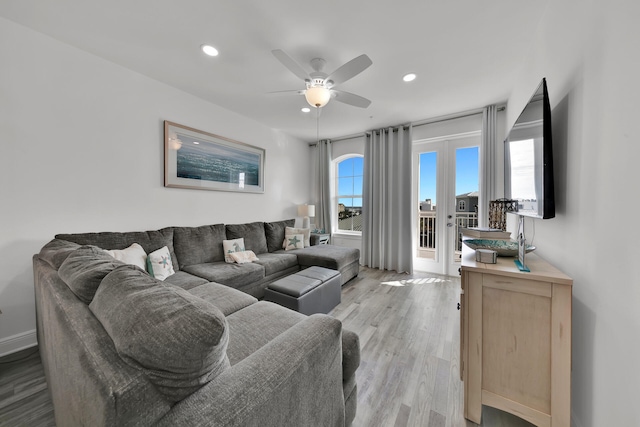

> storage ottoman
[264,266,341,315]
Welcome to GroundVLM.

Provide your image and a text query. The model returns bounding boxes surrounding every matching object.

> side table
[310,233,330,245]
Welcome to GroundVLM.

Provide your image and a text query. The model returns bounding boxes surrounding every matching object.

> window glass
[336,156,363,232]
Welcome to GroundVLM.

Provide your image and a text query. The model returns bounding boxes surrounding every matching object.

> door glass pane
[418,151,437,260]
[454,147,479,253]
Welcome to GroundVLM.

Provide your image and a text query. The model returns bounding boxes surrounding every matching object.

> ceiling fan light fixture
[305,86,331,108]
[201,44,219,57]
[403,73,417,82]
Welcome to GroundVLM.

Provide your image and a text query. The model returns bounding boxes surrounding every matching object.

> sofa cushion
[225,222,268,255]
[294,244,360,270]
[163,271,209,290]
[253,252,299,276]
[188,282,257,316]
[55,227,179,272]
[172,224,226,268]
[38,239,81,270]
[58,245,125,304]
[225,301,306,365]
[181,262,264,288]
[264,219,295,252]
[89,265,230,404]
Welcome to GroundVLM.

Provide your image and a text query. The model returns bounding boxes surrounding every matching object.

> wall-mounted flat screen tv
[504,78,555,219]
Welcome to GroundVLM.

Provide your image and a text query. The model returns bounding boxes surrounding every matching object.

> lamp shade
[304,87,331,108]
[297,204,316,217]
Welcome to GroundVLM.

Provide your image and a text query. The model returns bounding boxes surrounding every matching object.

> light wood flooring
[0,266,533,426]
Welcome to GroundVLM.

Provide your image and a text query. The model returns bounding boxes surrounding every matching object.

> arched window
[334,155,363,233]
[458,200,466,211]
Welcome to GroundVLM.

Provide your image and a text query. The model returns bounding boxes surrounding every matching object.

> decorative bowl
[462,239,536,257]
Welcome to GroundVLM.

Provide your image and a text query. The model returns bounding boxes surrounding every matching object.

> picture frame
[164,121,265,193]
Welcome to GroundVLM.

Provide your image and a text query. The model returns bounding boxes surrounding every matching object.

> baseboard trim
[0,330,37,357]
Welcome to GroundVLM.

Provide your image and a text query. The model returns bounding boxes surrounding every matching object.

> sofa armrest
[157,314,345,427]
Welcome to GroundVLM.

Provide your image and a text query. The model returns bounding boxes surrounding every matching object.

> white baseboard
[0,329,37,357]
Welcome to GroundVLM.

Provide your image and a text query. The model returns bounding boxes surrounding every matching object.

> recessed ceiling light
[403,73,417,82]
[201,45,219,57]
[301,107,311,113]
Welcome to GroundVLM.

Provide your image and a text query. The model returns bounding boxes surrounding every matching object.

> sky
[336,148,479,208]
[419,146,479,205]
[338,157,363,208]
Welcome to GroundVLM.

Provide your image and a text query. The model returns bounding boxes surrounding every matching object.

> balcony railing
[418,211,478,252]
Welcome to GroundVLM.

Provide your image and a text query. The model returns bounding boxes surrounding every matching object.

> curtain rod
[308,105,505,146]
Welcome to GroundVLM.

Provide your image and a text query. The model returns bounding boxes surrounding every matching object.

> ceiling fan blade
[331,90,371,108]
[326,54,372,86]
[272,49,310,81]
[267,89,306,96]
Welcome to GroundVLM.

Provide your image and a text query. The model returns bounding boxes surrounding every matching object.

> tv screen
[504,78,555,219]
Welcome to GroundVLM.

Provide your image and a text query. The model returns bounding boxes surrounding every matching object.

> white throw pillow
[223,238,245,263]
[285,227,311,247]
[283,234,305,251]
[104,243,147,270]
[229,250,259,264]
[146,246,175,281]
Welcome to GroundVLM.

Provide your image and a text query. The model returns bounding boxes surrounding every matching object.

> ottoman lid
[297,266,340,282]
[268,274,322,297]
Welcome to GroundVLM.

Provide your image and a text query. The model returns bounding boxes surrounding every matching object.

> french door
[413,133,480,276]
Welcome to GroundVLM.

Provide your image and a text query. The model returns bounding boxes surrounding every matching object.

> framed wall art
[164,121,265,193]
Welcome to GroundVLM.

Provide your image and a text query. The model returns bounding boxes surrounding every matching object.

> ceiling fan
[271,49,373,109]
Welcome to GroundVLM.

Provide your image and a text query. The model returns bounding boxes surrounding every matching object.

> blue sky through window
[338,157,363,207]
[419,147,478,205]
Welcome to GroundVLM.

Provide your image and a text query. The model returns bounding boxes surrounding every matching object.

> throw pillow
[58,245,124,304]
[104,243,147,270]
[146,246,175,280]
[229,250,259,264]
[285,226,311,247]
[283,234,305,251]
[222,238,245,263]
[89,265,230,404]
[225,222,269,254]
[264,219,295,252]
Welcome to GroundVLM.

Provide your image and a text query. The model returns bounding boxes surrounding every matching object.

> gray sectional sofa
[33,219,361,426]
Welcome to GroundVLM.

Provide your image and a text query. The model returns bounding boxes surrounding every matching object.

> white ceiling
[0,0,549,142]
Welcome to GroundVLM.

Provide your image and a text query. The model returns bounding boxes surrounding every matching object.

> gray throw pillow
[172,224,227,267]
[55,227,179,272]
[89,265,230,404]
[58,245,124,304]
[264,219,295,252]
[226,222,269,254]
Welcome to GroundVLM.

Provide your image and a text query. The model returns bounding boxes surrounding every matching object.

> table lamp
[297,204,316,229]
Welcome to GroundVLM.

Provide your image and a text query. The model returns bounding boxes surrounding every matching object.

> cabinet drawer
[482,274,551,298]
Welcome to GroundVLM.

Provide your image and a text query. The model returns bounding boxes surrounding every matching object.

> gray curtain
[479,105,497,227]
[362,125,413,274]
[315,139,332,234]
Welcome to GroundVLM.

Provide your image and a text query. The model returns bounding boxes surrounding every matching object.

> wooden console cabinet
[460,246,572,427]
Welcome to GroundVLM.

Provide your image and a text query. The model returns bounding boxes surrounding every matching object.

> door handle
[447,223,454,227]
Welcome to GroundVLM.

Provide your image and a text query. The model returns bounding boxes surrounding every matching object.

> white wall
[0,18,310,355]
[506,1,640,425]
